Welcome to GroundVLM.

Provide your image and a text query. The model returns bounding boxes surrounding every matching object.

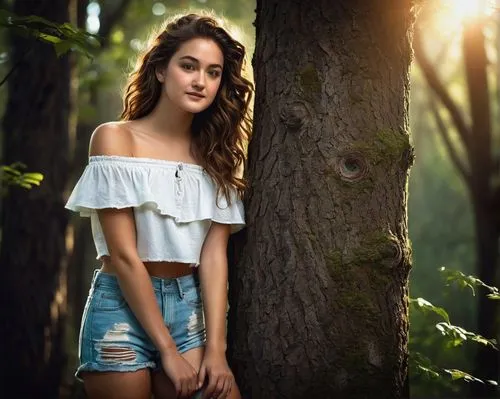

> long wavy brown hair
[121,12,253,205]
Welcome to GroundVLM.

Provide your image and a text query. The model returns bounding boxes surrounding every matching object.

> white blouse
[65,155,245,266]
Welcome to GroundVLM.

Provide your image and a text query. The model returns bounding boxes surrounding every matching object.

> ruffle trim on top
[65,155,245,232]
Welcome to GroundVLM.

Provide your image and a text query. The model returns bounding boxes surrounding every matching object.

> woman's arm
[197,221,234,398]
[89,123,200,397]
[97,207,176,352]
[199,222,231,350]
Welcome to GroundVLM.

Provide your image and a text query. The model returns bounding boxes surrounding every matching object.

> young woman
[65,13,253,399]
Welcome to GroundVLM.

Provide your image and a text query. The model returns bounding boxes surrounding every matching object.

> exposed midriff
[100,256,195,278]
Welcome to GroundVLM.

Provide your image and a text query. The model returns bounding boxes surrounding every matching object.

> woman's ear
[155,67,166,83]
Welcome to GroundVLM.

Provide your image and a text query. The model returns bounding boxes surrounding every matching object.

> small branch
[413,27,473,156]
[0,59,21,87]
[429,99,472,188]
[0,47,33,87]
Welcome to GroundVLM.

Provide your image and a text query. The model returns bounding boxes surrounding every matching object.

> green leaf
[0,9,101,58]
[443,369,497,385]
[0,163,43,191]
[409,352,442,380]
[418,364,441,379]
[23,172,43,180]
[53,40,73,57]
[409,297,451,323]
[436,322,498,349]
[439,267,499,298]
[1,165,22,176]
[38,32,62,44]
[410,352,499,385]
[21,178,41,186]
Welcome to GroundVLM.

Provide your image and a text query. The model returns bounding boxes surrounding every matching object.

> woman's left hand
[198,348,234,399]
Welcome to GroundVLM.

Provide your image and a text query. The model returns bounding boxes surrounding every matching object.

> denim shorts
[76,269,206,382]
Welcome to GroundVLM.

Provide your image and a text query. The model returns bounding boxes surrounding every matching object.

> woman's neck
[142,94,194,139]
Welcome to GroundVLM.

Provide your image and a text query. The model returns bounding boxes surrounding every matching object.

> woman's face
[157,37,224,114]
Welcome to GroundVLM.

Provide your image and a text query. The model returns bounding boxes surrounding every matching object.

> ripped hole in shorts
[95,322,137,364]
[186,309,205,337]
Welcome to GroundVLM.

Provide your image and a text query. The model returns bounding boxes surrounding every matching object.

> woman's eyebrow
[178,55,222,69]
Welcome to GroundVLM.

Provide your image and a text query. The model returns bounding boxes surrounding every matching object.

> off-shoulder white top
[65,155,245,267]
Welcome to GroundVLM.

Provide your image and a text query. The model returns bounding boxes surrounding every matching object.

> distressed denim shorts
[76,269,206,381]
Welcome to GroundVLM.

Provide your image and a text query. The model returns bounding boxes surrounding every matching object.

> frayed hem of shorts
[74,361,156,382]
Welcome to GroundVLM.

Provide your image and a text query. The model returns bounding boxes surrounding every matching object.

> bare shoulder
[89,121,133,157]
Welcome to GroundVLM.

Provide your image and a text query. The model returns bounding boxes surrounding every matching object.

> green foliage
[410,351,443,380]
[410,297,450,324]
[440,266,500,299]
[0,9,100,57]
[410,269,499,388]
[444,369,497,386]
[0,162,43,196]
[0,11,101,195]
[0,10,93,195]
[435,322,497,349]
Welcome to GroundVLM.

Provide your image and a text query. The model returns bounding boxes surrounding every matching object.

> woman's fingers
[217,376,229,399]
[203,373,219,398]
[174,360,199,398]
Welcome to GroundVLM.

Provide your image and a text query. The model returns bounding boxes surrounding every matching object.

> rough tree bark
[227,1,414,398]
[0,0,72,397]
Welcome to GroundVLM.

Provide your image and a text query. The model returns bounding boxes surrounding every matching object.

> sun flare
[430,0,497,35]
[450,0,481,19]
[441,0,496,22]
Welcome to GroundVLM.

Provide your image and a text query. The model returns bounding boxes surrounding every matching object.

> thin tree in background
[413,6,500,396]
[0,0,73,397]
[228,0,414,397]
[67,0,132,344]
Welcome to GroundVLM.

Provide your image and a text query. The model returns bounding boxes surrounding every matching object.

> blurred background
[0,0,499,397]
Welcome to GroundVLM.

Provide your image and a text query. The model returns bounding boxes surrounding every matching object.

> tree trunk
[68,117,95,335]
[0,1,71,397]
[67,0,132,340]
[227,1,414,398]
[472,197,499,398]
[462,18,499,398]
[67,0,91,343]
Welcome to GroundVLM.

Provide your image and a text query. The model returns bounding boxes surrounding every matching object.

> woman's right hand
[161,348,202,398]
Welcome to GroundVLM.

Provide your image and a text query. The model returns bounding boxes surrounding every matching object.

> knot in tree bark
[279,101,310,132]
[379,236,403,268]
[337,152,367,182]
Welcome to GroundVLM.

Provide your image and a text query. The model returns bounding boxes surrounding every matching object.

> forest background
[0,0,499,398]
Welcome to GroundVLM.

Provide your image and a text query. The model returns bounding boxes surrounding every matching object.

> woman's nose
[192,72,205,89]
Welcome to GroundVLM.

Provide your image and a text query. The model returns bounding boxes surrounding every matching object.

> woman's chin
[180,102,210,114]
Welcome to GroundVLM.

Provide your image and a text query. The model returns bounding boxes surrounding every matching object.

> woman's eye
[182,64,194,71]
[209,70,221,78]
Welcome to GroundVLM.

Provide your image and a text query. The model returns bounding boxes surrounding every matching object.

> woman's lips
[186,92,205,99]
